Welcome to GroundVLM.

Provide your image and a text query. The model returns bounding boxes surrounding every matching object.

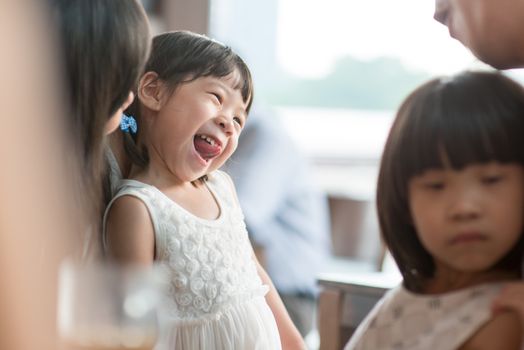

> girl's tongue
[194,135,221,160]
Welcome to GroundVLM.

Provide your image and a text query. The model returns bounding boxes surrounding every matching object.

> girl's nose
[448,190,481,221]
[216,115,234,135]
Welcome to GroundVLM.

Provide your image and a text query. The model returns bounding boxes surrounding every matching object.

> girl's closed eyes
[209,91,223,104]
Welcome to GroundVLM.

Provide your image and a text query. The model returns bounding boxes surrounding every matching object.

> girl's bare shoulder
[105,194,155,264]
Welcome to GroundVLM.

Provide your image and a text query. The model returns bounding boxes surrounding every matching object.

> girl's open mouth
[193,134,222,161]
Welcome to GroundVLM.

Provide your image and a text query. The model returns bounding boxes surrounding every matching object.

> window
[205,0,521,197]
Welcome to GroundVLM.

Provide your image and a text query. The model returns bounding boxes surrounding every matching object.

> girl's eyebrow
[205,80,224,88]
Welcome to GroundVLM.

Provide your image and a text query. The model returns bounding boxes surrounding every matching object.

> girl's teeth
[198,134,215,146]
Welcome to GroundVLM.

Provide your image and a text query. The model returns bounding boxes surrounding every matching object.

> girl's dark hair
[377,71,524,292]
[52,0,150,245]
[124,30,254,169]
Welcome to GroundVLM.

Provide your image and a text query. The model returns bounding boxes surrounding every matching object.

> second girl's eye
[481,175,503,185]
[424,182,445,191]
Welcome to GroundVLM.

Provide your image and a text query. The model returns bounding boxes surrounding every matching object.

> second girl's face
[433,0,524,69]
[408,162,524,277]
[148,69,248,182]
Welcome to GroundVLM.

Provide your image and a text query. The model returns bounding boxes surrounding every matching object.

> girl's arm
[253,252,306,350]
[458,308,521,350]
[105,195,155,266]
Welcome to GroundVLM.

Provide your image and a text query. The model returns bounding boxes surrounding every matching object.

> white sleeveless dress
[103,171,282,350]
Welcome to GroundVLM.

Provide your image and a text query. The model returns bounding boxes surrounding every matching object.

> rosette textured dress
[103,171,282,350]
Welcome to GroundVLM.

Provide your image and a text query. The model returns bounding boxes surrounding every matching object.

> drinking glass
[57,260,166,350]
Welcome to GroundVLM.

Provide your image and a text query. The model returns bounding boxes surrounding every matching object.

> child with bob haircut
[103,31,304,350]
[345,71,524,350]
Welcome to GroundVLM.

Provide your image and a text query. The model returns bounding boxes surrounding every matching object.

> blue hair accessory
[120,113,137,134]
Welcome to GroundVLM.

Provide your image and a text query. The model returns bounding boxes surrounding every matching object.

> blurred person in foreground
[0,1,79,349]
[0,0,151,348]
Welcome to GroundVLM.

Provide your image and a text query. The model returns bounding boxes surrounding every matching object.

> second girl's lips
[194,133,222,161]
[448,232,487,245]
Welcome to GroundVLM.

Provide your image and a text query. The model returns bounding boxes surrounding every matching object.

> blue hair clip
[120,113,137,134]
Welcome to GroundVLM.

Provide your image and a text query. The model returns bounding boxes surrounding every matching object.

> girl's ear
[138,72,164,111]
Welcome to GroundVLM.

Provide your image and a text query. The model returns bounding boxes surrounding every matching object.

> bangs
[395,74,524,180]
[153,32,253,112]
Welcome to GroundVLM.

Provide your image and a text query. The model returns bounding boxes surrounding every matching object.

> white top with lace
[103,170,281,350]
